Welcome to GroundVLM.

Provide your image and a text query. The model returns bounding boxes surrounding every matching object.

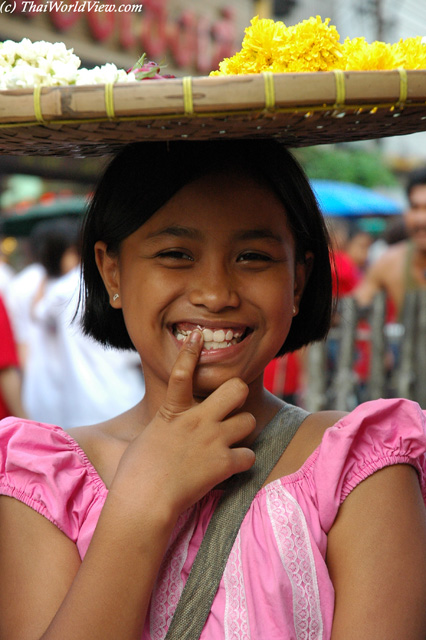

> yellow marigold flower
[276,16,343,72]
[242,15,287,58]
[211,16,287,75]
[210,15,343,75]
[343,38,396,70]
[210,15,426,75]
[392,37,426,69]
[210,52,249,76]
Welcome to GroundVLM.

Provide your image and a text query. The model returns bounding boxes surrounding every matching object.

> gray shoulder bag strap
[164,403,309,640]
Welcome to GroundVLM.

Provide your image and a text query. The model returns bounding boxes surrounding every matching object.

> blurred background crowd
[0,0,425,425]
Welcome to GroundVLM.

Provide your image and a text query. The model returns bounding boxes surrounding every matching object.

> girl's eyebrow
[145,225,202,240]
[145,226,283,243]
[235,228,284,243]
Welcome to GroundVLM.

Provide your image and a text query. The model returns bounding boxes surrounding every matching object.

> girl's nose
[188,263,240,312]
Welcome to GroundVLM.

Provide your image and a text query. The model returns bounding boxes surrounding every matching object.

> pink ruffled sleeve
[313,398,426,533]
[0,417,105,541]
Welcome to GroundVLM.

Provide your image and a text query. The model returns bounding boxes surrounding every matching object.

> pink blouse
[1,398,426,639]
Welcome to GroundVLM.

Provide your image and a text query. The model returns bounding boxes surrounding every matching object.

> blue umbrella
[310,179,403,216]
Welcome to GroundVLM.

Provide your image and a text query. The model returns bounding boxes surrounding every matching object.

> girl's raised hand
[111,330,256,520]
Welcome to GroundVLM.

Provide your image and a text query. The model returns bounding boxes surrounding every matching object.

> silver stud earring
[112,293,119,302]
[292,305,296,315]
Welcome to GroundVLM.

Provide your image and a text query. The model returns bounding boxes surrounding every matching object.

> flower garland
[0,39,134,89]
[0,39,173,90]
[210,15,426,76]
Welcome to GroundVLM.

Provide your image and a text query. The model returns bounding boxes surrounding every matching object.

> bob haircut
[80,139,332,356]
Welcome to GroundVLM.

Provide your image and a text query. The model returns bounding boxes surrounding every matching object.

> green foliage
[293,145,399,187]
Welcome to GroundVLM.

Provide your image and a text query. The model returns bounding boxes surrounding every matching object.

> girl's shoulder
[0,417,106,534]
[266,398,426,530]
[267,407,347,481]
[308,399,425,528]
[314,397,426,472]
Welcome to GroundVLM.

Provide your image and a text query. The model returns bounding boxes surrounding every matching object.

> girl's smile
[170,322,254,365]
[96,168,310,401]
[172,323,247,348]
[171,321,250,356]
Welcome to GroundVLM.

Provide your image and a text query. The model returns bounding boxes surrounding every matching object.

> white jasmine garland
[75,63,136,86]
[0,41,19,66]
[50,60,80,85]
[0,68,8,90]
[0,38,138,88]
[6,66,50,89]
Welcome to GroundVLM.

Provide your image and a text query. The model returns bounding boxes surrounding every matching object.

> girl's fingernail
[189,330,202,344]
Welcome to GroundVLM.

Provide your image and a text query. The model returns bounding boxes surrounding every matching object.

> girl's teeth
[203,328,214,341]
[203,340,237,350]
[174,326,244,348]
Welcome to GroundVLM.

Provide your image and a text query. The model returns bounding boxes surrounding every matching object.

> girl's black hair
[80,139,332,356]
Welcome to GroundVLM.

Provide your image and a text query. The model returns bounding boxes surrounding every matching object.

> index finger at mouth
[165,330,203,413]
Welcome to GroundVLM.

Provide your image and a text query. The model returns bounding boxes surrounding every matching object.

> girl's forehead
[133,174,295,250]
[147,169,288,225]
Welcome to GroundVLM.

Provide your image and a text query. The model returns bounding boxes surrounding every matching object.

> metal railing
[305,290,426,411]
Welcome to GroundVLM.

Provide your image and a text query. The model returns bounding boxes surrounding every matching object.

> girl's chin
[192,370,244,397]
[191,367,263,397]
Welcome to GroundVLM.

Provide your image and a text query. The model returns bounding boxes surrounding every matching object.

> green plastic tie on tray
[262,72,276,110]
[33,85,46,124]
[104,82,116,120]
[182,76,194,117]
[333,69,346,108]
[398,68,408,107]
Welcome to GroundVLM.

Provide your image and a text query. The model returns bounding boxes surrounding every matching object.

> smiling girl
[0,139,426,639]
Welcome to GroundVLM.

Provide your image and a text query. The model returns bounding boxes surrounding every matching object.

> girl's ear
[293,251,314,314]
[94,241,122,308]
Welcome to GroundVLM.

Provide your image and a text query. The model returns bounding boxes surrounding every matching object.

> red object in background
[264,352,301,399]
[14,0,237,74]
[0,296,20,420]
[331,250,362,298]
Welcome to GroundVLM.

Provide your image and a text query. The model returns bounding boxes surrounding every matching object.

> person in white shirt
[33,265,145,428]
[0,258,15,296]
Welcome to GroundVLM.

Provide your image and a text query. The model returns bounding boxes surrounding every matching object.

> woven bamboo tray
[0,69,425,156]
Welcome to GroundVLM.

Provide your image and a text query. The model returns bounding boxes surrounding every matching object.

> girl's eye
[237,252,272,262]
[157,250,194,261]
